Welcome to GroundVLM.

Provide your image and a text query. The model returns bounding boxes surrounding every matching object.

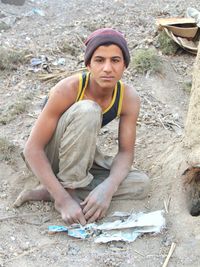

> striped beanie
[84,28,130,67]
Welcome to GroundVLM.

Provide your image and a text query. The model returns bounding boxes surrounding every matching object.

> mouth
[100,76,115,81]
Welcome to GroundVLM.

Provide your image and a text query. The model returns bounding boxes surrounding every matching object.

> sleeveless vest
[76,72,124,127]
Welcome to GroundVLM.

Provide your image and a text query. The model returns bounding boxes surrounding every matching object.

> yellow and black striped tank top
[76,72,124,127]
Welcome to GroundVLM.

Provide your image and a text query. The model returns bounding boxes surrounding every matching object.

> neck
[87,76,115,99]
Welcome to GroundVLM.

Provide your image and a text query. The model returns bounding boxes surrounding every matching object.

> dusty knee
[74,100,102,117]
[71,100,102,128]
[122,171,150,200]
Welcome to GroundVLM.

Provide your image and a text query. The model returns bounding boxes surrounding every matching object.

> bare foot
[13,184,52,207]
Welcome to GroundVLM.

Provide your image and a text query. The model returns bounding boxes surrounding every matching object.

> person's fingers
[63,216,73,225]
[80,193,91,206]
[87,210,101,223]
[78,213,87,226]
[84,206,97,220]
[82,200,94,214]
[80,200,86,206]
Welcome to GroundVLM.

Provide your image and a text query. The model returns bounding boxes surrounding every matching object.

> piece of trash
[96,210,165,231]
[52,58,66,66]
[95,231,140,243]
[164,28,198,54]
[48,210,165,243]
[0,16,16,29]
[31,8,45,17]
[156,16,199,55]
[30,55,48,66]
[25,8,45,17]
[48,224,96,239]
[109,211,131,217]
[30,58,43,66]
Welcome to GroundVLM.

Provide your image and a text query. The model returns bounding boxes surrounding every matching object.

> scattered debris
[38,67,86,83]
[156,10,200,54]
[0,16,16,31]
[52,58,66,66]
[31,8,45,17]
[48,210,165,243]
[30,56,47,67]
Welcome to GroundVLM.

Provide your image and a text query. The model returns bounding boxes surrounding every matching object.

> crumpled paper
[48,210,165,243]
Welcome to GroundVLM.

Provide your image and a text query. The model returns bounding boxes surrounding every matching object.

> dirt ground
[0,0,200,266]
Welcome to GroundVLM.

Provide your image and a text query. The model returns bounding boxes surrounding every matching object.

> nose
[103,60,112,72]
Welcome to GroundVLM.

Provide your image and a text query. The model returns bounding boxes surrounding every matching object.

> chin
[98,80,117,89]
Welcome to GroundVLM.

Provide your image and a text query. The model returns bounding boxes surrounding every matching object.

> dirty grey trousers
[45,100,150,200]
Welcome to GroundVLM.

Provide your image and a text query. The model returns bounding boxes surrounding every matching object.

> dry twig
[164,196,171,213]
[162,242,176,267]
[38,67,87,82]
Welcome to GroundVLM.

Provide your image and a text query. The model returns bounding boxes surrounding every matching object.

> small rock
[0,17,16,28]
[10,236,16,241]
[1,0,25,6]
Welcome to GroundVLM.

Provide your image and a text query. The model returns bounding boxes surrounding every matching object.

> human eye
[112,57,121,63]
[94,57,103,63]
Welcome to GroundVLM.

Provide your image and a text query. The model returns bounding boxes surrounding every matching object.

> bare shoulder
[49,73,79,102]
[44,74,80,116]
[121,83,140,118]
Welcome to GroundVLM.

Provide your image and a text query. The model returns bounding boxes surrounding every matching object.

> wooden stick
[164,196,171,213]
[75,34,86,49]
[162,242,176,267]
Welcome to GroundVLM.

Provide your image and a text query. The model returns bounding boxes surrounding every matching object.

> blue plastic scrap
[48,225,90,239]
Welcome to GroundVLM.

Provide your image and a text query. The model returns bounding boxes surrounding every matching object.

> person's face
[87,44,126,89]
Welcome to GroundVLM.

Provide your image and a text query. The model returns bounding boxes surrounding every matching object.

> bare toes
[13,189,31,207]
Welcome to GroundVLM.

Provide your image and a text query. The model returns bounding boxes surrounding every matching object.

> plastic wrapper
[48,210,165,243]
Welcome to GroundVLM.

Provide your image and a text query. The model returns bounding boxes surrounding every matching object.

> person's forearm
[106,151,133,194]
[24,146,71,204]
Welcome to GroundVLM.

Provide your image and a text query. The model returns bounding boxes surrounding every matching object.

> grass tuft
[182,80,192,93]
[131,48,162,74]
[0,47,29,71]
[0,137,17,163]
[158,31,179,55]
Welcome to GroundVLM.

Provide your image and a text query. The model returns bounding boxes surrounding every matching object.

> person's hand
[55,196,86,225]
[81,180,113,223]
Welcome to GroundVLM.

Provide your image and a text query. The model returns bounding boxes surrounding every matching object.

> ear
[86,64,91,72]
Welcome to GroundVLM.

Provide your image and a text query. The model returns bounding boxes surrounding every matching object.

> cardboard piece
[156,17,196,28]
[156,17,198,38]
[164,28,198,54]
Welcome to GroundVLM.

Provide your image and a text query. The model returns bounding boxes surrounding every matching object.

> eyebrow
[94,56,122,59]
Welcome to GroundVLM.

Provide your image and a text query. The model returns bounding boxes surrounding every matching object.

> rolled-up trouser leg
[45,100,102,189]
[76,162,150,201]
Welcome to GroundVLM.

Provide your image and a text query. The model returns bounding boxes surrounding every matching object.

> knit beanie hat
[84,28,130,67]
